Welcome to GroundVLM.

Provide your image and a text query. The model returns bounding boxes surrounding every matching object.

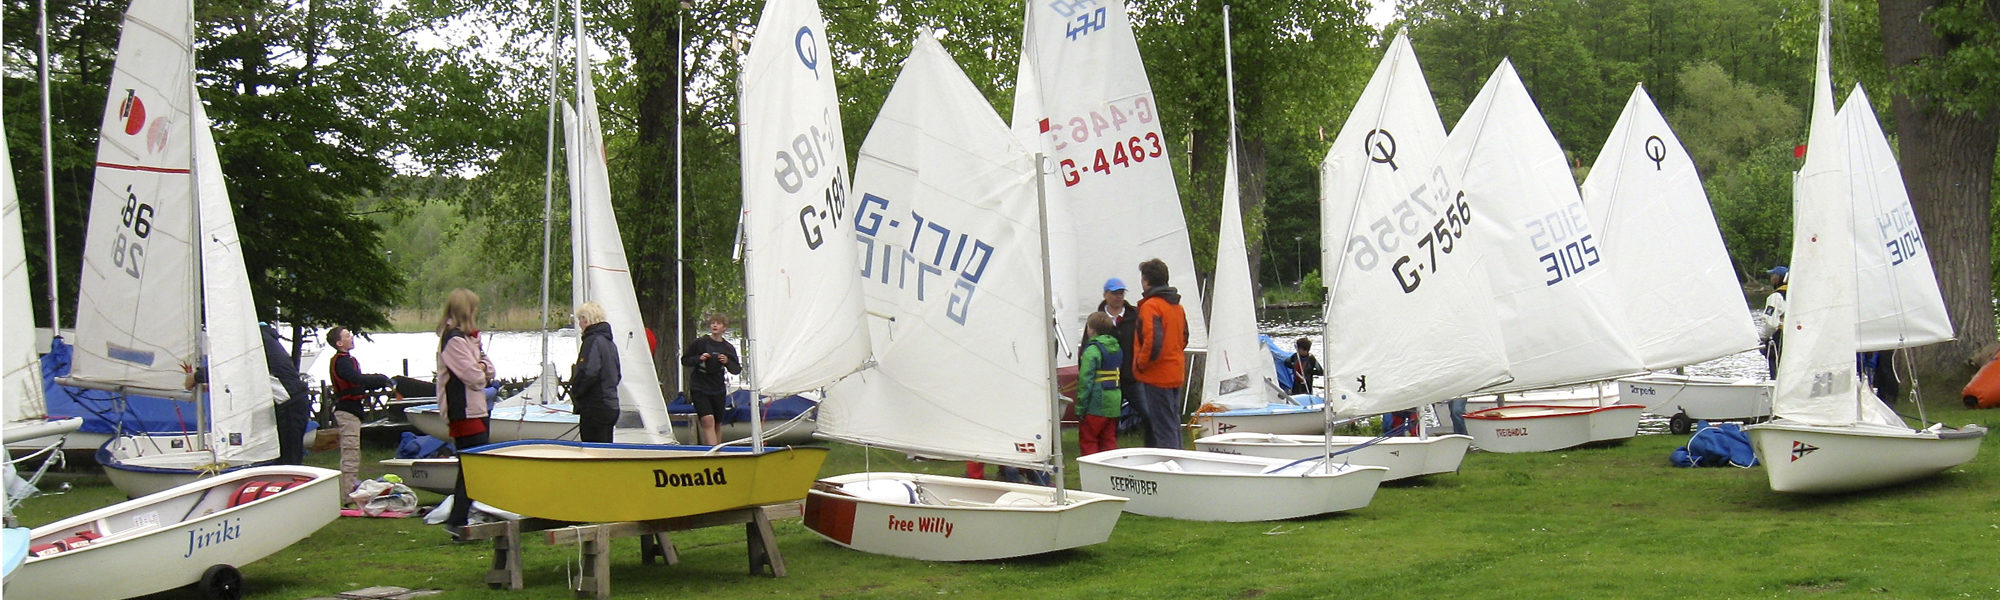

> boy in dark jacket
[680,313,742,445]
[569,302,621,443]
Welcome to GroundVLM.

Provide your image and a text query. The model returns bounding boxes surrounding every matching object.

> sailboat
[2,70,81,448]
[1010,0,1207,381]
[799,32,1126,560]
[456,1,831,523]
[1445,60,1651,453]
[54,0,290,497]
[9,3,338,597]
[1078,8,1385,521]
[1582,85,1768,430]
[1742,1,1984,493]
[1194,33,1504,481]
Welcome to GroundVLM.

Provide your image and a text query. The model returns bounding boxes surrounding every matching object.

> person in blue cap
[1093,277,1144,441]
[1757,266,1788,379]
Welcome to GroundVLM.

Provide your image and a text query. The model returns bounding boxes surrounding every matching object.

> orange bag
[1963,347,2000,409]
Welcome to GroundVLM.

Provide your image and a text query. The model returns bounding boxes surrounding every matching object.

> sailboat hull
[1190,396,1327,436]
[376,458,458,494]
[1463,404,1644,453]
[407,402,820,445]
[802,472,1126,561]
[458,440,826,523]
[1747,420,1986,494]
[1076,448,1386,521]
[1617,373,1772,421]
[1193,433,1472,481]
[97,434,272,498]
[9,465,338,599]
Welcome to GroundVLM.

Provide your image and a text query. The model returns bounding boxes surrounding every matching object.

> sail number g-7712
[854,193,996,325]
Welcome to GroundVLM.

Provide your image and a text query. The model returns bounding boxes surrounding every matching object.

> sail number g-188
[773,121,847,250]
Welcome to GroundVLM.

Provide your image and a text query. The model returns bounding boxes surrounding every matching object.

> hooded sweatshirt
[1133,285,1189,387]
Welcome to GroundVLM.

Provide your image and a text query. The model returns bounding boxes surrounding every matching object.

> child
[1077,312,1124,456]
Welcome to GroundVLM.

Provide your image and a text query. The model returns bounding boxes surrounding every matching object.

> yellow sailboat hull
[459,440,828,522]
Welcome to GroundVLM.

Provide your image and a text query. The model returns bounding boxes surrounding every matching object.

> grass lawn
[13,393,2000,599]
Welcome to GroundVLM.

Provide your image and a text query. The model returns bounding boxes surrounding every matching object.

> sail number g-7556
[1343,166,1473,294]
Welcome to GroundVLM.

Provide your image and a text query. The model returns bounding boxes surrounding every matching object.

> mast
[675,1,687,397]
[38,0,58,328]
[536,0,562,407]
[185,0,213,460]
[1034,152,1063,503]
[735,58,764,454]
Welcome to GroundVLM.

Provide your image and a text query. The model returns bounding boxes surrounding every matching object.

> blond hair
[574,302,607,327]
[706,313,729,327]
[1085,312,1115,339]
[437,288,480,336]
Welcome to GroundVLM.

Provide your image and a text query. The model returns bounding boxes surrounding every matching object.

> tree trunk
[1878,0,2000,387]
[625,0,685,401]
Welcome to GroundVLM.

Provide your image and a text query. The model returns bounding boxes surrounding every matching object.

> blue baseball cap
[1767,266,1788,276]
[1103,278,1128,292]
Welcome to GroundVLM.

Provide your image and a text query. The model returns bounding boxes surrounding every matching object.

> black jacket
[262,326,309,414]
[569,322,621,413]
[680,336,742,395]
[1090,300,1140,388]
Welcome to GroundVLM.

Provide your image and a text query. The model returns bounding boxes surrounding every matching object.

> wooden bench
[461,502,802,599]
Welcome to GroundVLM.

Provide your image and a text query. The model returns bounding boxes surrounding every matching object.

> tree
[1878,0,2000,377]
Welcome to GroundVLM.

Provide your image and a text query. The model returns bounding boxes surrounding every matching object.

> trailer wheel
[198,564,244,600]
[1668,413,1694,435]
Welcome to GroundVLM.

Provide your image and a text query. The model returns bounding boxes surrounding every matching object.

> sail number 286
[110,185,152,279]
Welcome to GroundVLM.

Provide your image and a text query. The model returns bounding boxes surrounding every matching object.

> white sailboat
[1184,19,1320,436]
[801,31,1125,560]
[1195,33,1503,481]
[8,4,338,597]
[1447,60,1650,453]
[1743,2,1983,493]
[3,68,81,447]
[1582,85,1767,428]
[1080,8,1385,520]
[456,0,833,524]
[1011,0,1207,372]
[57,0,281,497]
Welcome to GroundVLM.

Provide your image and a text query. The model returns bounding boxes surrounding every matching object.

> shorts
[691,390,729,418]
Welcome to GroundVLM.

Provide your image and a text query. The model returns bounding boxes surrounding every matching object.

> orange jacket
[1132,287,1189,387]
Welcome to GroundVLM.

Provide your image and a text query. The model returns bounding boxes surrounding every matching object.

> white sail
[68,0,201,397]
[4,95,50,431]
[1012,0,1206,366]
[822,33,1051,468]
[1580,85,1758,369]
[1200,139,1280,410]
[192,101,277,464]
[738,0,871,397]
[1838,86,1952,351]
[1320,35,1510,417]
[565,36,676,444]
[1773,9,1899,428]
[1443,60,1644,393]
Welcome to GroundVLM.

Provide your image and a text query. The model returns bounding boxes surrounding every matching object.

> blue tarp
[40,337,200,435]
[1263,335,1297,392]
[1669,421,1759,468]
[668,390,818,425]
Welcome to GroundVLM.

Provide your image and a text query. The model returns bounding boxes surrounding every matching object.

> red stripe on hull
[803,491,856,545]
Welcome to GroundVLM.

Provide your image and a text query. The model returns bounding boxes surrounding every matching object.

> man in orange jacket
[1132,258,1189,449]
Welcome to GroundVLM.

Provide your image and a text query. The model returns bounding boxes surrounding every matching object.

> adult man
[1132,258,1189,449]
[1757,266,1788,379]
[1093,278,1145,441]
[264,324,312,466]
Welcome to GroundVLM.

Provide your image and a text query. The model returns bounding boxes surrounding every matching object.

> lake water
[312,307,1771,393]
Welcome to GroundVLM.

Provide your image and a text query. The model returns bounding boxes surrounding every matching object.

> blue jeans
[1448,398,1468,435]
[1136,383,1183,449]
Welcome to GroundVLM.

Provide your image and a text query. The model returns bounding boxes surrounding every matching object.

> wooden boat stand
[460,502,799,598]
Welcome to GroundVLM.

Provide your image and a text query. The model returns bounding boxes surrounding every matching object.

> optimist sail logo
[1789,440,1818,462]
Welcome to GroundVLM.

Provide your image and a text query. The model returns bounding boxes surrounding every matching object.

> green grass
[14,394,2000,599]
